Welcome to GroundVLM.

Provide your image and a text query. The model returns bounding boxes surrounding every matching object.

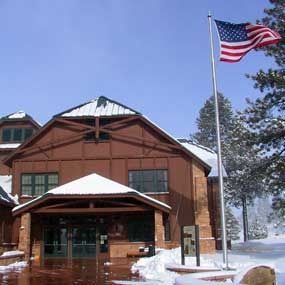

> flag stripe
[215,19,281,63]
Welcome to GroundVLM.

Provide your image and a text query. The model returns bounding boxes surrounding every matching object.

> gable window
[82,119,110,141]
[21,173,59,196]
[2,128,33,142]
[128,170,168,193]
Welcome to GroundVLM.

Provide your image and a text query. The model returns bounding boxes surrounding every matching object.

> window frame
[21,173,59,197]
[128,169,168,194]
[128,219,154,242]
[2,127,34,142]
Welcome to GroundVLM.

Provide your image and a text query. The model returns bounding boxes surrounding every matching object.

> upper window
[81,118,110,141]
[2,128,33,142]
[128,169,168,193]
[21,173,59,196]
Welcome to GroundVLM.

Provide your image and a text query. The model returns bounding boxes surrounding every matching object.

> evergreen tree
[192,94,266,241]
[226,207,241,241]
[268,192,285,234]
[192,93,233,151]
[248,218,269,240]
[241,0,285,194]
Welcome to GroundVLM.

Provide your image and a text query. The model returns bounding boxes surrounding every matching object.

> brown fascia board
[0,199,15,208]
[139,116,211,173]
[12,193,170,216]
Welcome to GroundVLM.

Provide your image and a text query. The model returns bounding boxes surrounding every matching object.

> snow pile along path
[0,261,27,272]
[131,236,285,285]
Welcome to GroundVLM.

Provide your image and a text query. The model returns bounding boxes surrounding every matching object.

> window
[21,173,59,196]
[2,128,33,142]
[164,220,171,241]
[81,118,110,141]
[128,170,168,193]
[128,220,154,242]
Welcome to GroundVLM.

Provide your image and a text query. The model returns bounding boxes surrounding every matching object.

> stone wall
[18,213,31,260]
[192,161,216,253]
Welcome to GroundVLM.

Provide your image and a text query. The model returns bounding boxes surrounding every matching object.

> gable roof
[54,96,140,118]
[13,173,171,215]
[177,139,227,177]
[0,111,42,127]
[1,111,29,120]
[4,96,211,172]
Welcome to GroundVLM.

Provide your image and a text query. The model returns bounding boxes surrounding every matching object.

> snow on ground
[0,261,27,273]
[130,236,285,285]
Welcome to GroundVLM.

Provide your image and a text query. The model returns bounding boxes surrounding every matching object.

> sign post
[181,225,200,266]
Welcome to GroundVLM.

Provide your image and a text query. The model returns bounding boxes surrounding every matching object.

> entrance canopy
[13,173,171,216]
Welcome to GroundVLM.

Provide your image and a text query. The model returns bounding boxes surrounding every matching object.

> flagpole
[208,12,229,269]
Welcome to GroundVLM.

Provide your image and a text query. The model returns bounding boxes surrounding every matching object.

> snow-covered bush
[248,218,268,240]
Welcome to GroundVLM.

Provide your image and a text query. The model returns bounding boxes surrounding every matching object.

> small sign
[181,225,200,266]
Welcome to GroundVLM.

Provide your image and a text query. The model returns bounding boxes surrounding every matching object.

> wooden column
[154,210,165,248]
[18,213,31,261]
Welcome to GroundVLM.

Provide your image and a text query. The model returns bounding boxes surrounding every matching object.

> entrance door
[43,228,68,258]
[72,227,96,258]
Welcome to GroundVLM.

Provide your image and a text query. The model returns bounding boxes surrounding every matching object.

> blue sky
[1,0,276,138]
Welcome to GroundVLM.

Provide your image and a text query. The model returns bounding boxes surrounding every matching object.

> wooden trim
[13,154,181,162]
[33,206,150,214]
[13,193,170,216]
[101,116,139,129]
[95,117,99,140]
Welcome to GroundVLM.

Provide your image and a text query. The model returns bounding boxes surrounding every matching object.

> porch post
[18,212,31,261]
[154,210,165,248]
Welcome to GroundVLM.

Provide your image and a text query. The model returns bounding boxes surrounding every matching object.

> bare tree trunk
[242,196,249,242]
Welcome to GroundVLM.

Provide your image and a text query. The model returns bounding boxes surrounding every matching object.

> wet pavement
[0,258,143,285]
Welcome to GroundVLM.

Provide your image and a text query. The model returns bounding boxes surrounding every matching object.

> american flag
[214,20,281,62]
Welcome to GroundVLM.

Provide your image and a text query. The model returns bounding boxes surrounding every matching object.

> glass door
[72,227,96,258]
[43,228,68,258]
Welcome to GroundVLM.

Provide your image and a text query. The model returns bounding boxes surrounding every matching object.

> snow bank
[0,261,27,272]
[131,237,285,285]
[1,250,24,257]
[132,248,180,284]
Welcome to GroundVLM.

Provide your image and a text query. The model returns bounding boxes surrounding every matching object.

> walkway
[0,258,142,285]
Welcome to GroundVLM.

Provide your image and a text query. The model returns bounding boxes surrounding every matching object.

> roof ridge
[1,110,31,121]
[53,95,141,118]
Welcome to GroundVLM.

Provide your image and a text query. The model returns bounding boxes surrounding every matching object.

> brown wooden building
[1,97,221,259]
[0,111,41,252]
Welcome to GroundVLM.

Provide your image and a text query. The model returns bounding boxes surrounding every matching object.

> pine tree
[226,207,241,241]
[192,93,233,151]
[241,0,285,193]
[192,94,266,241]
[248,218,269,240]
[268,192,285,234]
[240,0,285,228]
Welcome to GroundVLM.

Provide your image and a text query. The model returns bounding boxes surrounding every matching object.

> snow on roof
[13,173,171,212]
[7,111,27,119]
[0,143,21,149]
[0,175,12,194]
[0,175,18,205]
[177,139,227,177]
[56,96,140,118]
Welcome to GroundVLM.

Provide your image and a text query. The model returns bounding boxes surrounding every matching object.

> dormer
[0,111,41,175]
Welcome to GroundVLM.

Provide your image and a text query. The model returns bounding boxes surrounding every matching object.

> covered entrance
[42,216,107,258]
[14,173,171,259]
[43,227,97,258]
